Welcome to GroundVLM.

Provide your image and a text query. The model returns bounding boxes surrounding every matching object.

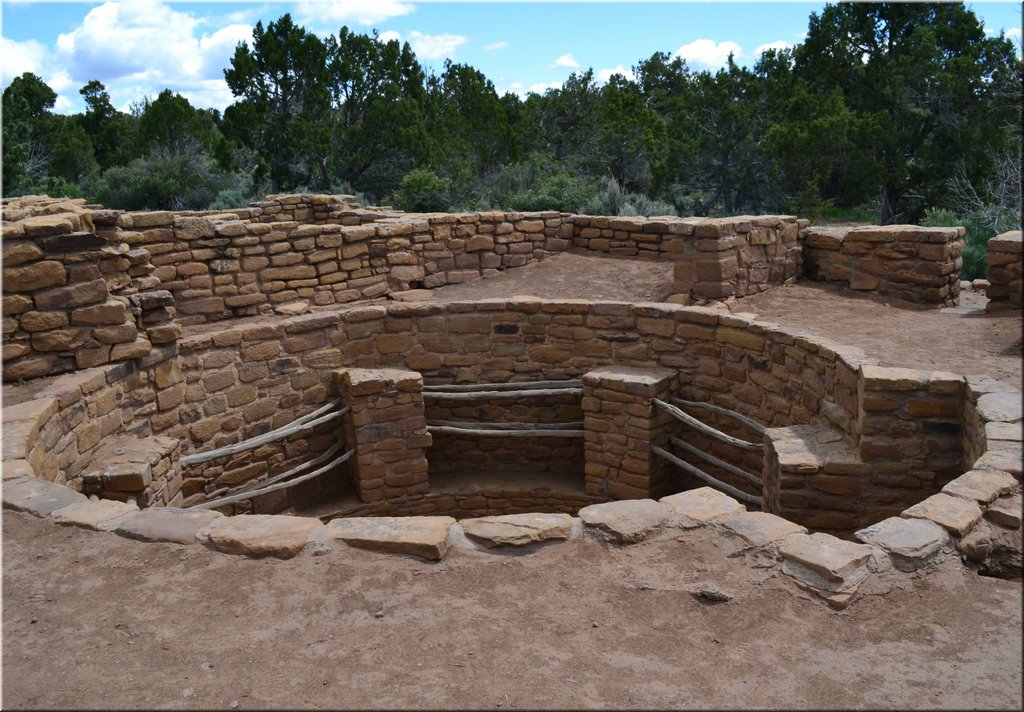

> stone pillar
[336,367,431,503]
[857,365,965,520]
[582,366,677,501]
[985,230,1022,312]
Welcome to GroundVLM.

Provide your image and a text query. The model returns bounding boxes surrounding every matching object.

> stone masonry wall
[571,214,805,301]
[985,230,1022,312]
[4,298,1016,536]
[803,225,964,305]
[114,210,570,324]
[3,196,176,382]
[424,392,583,479]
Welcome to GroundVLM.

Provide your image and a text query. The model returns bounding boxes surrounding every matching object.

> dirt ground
[3,251,1022,710]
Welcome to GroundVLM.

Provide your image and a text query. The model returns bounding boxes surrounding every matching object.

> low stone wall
[985,230,1022,312]
[570,214,805,301]
[2,196,176,381]
[803,225,964,305]
[114,210,569,323]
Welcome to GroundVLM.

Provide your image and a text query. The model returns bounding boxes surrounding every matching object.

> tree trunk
[878,186,900,225]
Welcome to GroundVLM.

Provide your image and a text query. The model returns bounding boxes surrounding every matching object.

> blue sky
[2,1,1021,114]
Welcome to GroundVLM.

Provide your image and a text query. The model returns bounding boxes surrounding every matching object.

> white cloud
[754,40,791,57]
[406,31,466,60]
[484,40,508,51]
[54,1,251,86]
[497,80,561,99]
[0,36,48,86]
[8,0,253,113]
[551,53,580,69]
[374,30,465,60]
[597,65,635,83]
[673,38,743,71]
[294,0,415,28]
[1007,27,1022,42]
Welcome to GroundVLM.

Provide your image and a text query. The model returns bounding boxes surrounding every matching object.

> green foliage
[93,149,234,211]
[584,178,676,217]
[468,154,598,212]
[223,14,333,191]
[3,5,1020,229]
[387,169,451,212]
[794,2,1021,223]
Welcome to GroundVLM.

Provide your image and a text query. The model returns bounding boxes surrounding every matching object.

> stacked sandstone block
[571,215,804,301]
[116,209,570,323]
[338,367,431,502]
[803,225,964,305]
[424,391,583,478]
[985,230,1022,312]
[81,434,182,506]
[2,196,169,381]
[171,316,336,505]
[581,366,678,501]
[0,359,179,499]
[762,423,874,535]
[854,365,965,522]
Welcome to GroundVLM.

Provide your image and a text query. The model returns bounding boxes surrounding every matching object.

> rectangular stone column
[336,368,431,502]
[582,366,677,501]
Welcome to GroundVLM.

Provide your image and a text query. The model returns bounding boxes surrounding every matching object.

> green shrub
[583,177,676,217]
[468,154,599,213]
[94,149,233,211]
[387,170,451,212]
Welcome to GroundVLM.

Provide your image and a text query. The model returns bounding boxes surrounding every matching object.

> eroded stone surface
[274,302,310,316]
[855,517,949,571]
[2,459,35,480]
[972,445,1023,476]
[976,392,1023,423]
[51,499,138,531]
[902,493,983,537]
[460,513,573,548]
[779,532,874,592]
[324,516,454,560]
[116,508,224,544]
[941,470,1019,505]
[201,514,321,559]
[2,478,88,516]
[985,421,1023,443]
[659,487,745,525]
[717,511,807,547]
[986,493,1022,530]
[579,499,671,544]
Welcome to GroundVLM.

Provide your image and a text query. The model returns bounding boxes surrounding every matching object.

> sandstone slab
[659,487,745,525]
[579,499,671,544]
[116,508,224,545]
[903,493,983,537]
[275,302,310,316]
[2,478,88,516]
[2,459,35,480]
[201,515,322,559]
[976,392,1023,423]
[460,513,573,548]
[717,511,807,547]
[972,445,1023,477]
[941,470,1019,505]
[779,532,874,592]
[986,493,1022,530]
[51,499,138,531]
[854,517,949,571]
[324,516,455,560]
